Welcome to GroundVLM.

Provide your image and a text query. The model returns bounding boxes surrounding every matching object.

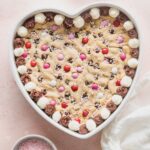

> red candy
[61,102,68,108]
[75,118,81,123]
[113,20,120,27]
[30,60,37,67]
[116,80,121,86]
[82,110,89,117]
[82,37,89,44]
[25,41,31,49]
[102,48,109,54]
[71,85,78,91]
[64,65,71,72]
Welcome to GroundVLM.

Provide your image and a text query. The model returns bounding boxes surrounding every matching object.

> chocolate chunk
[45,104,56,116]
[130,48,139,58]
[109,29,115,34]
[117,12,128,23]
[16,57,25,66]
[124,66,136,78]
[14,38,25,48]
[106,101,117,113]
[41,89,47,95]
[63,18,73,29]
[59,116,71,127]
[116,87,128,97]
[24,17,35,29]
[94,115,103,126]
[44,12,55,21]
[128,29,138,38]
[79,124,89,134]
[101,7,109,16]
[27,68,32,74]
[41,54,48,60]
[30,89,42,102]
[81,11,92,23]
[20,74,31,85]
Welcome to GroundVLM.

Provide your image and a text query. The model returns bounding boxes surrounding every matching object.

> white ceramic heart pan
[9,2,141,139]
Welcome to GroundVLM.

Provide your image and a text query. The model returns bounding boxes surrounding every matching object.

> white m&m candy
[73,16,85,28]
[35,13,46,24]
[109,8,120,18]
[90,8,100,19]
[123,21,134,31]
[17,26,28,37]
[17,65,27,74]
[86,119,96,131]
[121,76,132,87]
[14,48,24,57]
[68,120,80,131]
[52,111,61,122]
[128,58,138,68]
[25,82,36,91]
[112,95,123,105]
[37,97,50,109]
[128,38,139,48]
[54,14,65,25]
[100,107,110,119]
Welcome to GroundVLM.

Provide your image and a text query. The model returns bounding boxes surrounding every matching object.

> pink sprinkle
[50,100,56,106]
[41,44,49,51]
[120,52,126,61]
[116,36,124,44]
[100,20,109,28]
[72,72,79,79]
[43,63,50,69]
[91,83,99,90]
[18,139,51,150]
[76,66,83,73]
[68,33,75,40]
[22,51,28,58]
[50,24,59,31]
[57,53,64,61]
[80,53,86,61]
[58,86,65,92]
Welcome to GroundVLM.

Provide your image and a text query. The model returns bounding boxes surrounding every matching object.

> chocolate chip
[63,18,73,29]
[85,80,91,86]
[79,124,89,134]
[37,75,43,82]
[75,32,79,38]
[117,12,128,23]
[65,91,71,99]
[14,38,25,48]
[109,29,115,34]
[106,101,117,112]
[44,12,55,21]
[130,48,139,58]
[67,58,73,63]
[27,68,32,74]
[116,87,128,97]
[59,116,71,127]
[95,102,100,109]
[98,33,103,37]
[104,57,114,64]
[41,54,48,60]
[55,64,61,71]
[41,89,47,95]
[124,66,136,78]
[82,92,88,99]
[88,60,93,66]
[45,104,56,116]
[16,57,25,66]
[81,11,92,23]
[30,89,42,102]
[65,79,70,85]
[101,7,109,16]
[93,115,103,126]
[56,74,63,80]
[128,29,138,38]
[20,74,31,85]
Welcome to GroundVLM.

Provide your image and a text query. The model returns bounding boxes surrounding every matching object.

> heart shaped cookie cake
[13,6,139,134]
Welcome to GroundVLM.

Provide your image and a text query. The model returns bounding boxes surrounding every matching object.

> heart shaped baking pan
[10,2,141,139]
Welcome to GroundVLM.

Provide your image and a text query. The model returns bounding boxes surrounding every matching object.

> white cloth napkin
[101,72,150,150]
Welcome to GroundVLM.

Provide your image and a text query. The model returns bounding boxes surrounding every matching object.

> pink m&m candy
[91,83,99,90]
[72,72,79,79]
[50,100,56,106]
[116,36,124,44]
[76,66,83,73]
[120,52,126,61]
[57,53,64,61]
[68,33,75,40]
[58,86,65,92]
[80,53,86,61]
[41,44,49,51]
[22,51,28,58]
[43,63,50,69]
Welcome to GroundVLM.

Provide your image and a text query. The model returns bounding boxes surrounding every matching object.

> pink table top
[0,0,150,149]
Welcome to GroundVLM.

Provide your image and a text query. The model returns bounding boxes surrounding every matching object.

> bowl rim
[9,2,142,139]
[12,134,57,150]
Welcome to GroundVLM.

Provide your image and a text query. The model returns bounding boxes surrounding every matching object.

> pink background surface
[0,0,150,149]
